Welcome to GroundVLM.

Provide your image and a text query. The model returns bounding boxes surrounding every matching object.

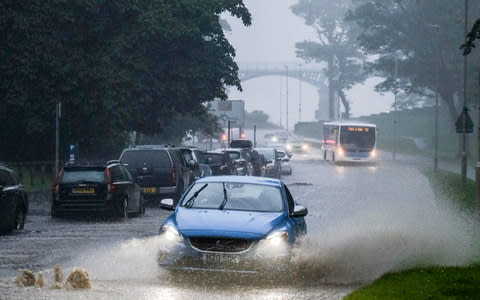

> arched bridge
[237,62,332,121]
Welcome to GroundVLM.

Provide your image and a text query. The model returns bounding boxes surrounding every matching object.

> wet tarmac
[0,150,478,299]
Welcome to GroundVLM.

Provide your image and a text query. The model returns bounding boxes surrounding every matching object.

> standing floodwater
[0,155,478,299]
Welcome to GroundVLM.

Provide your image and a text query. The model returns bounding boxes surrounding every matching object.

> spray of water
[290,166,480,284]
[69,164,480,287]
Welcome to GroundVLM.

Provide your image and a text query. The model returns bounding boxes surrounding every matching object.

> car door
[121,165,139,212]
[110,165,133,212]
[284,185,306,236]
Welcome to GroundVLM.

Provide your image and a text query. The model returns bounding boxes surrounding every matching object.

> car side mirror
[188,159,197,169]
[292,205,308,217]
[160,198,175,210]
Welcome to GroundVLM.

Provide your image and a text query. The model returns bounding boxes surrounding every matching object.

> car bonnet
[174,208,285,240]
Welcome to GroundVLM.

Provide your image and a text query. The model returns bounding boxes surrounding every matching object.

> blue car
[157,176,308,274]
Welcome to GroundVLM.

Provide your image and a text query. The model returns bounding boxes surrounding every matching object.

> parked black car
[119,145,194,204]
[203,151,235,175]
[0,165,28,233]
[255,147,282,178]
[51,161,144,218]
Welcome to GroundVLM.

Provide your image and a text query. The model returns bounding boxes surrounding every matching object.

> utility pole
[477,71,480,219]
[393,58,398,161]
[279,76,283,128]
[432,24,440,171]
[286,65,289,132]
[55,102,61,174]
[461,0,469,185]
[299,64,302,123]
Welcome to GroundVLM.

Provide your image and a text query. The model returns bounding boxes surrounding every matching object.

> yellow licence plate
[142,187,156,194]
[72,188,94,194]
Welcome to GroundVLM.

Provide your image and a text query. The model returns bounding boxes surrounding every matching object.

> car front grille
[189,237,253,253]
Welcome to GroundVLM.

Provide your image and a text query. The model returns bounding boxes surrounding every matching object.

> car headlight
[337,147,344,156]
[286,144,292,150]
[371,149,376,158]
[302,144,309,150]
[272,136,278,142]
[161,225,183,242]
[266,231,289,247]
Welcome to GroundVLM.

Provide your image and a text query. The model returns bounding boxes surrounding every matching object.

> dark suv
[0,165,28,233]
[119,145,194,204]
[51,161,144,218]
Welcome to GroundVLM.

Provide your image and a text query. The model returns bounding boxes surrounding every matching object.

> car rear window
[61,169,106,183]
[120,150,171,168]
[204,153,224,164]
[225,151,240,160]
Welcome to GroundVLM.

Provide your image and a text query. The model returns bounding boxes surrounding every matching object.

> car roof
[195,175,282,187]
[122,145,174,150]
[222,148,242,152]
[0,165,13,173]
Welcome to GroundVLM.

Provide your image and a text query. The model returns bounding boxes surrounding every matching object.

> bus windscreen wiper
[184,184,208,208]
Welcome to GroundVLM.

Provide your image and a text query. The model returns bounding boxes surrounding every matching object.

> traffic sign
[455,108,474,134]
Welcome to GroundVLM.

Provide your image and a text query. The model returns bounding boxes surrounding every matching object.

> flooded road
[1,151,478,299]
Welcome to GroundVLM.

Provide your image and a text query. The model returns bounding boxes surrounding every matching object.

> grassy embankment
[345,169,480,299]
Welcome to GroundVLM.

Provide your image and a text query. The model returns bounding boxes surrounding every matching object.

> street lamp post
[299,64,302,123]
[286,65,289,132]
[461,0,469,185]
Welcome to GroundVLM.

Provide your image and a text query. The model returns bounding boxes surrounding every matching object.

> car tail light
[171,167,176,184]
[106,168,116,193]
[52,167,63,195]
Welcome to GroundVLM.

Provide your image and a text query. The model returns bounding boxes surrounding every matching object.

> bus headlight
[370,149,376,158]
[337,147,344,156]
[272,136,278,142]
[302,144,309,150]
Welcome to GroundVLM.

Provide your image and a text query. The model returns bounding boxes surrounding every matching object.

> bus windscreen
[340,126,375,150]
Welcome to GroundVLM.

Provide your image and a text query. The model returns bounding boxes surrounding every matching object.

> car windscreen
[182,182,283,212]
[119,150,171,168]
[61,169,106,183]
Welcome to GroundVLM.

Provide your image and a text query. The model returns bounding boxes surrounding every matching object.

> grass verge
[344,168,480,300]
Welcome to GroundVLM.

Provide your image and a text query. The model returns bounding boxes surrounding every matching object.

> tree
[0,0,251,161]
[461,17,480,55]
[291,0,366,119]
[245,110,279,128]
[346,0,480,123]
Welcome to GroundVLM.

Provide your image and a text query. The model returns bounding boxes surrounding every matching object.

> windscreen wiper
[184,184,208,208]
[219,183,228,210]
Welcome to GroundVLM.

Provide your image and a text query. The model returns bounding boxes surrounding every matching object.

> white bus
[322,121,377,162]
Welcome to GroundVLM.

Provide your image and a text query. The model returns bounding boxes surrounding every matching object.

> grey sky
[224,0,394,129]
